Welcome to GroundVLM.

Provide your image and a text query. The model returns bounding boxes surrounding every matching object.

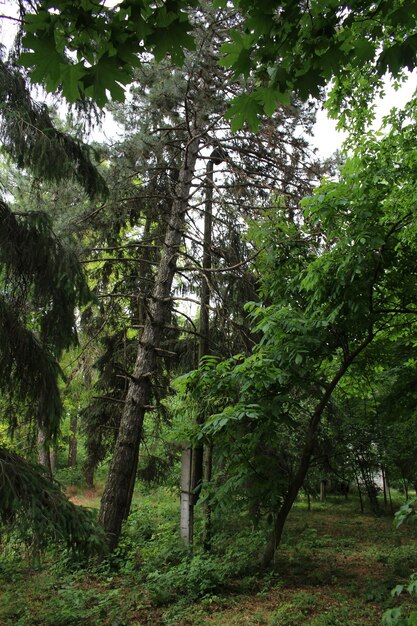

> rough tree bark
[99,128,202,550]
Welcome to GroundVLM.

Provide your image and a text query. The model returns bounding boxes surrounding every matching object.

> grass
[1,488,417,625]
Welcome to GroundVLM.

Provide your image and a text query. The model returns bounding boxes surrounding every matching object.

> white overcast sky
[312,73,417,158]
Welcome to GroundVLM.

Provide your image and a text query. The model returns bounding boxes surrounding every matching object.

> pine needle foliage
[0,199,93,435]
[0,55,108,557]
[0,447,104,557]
[0,200,91,355]
[0,59,107,199]
[0,296,61,437]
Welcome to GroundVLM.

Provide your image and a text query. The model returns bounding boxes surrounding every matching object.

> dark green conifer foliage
[0,200,92,435]
[0,58,107,554]
[0,59,107,198]
[0,56,107,434]
[0,448,103,556]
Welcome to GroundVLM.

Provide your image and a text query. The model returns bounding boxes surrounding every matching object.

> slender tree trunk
[68,414,78,468]
[360,464,380,515]
[355,473,364,513]
[37,427,52,477]
[84,462,95,490]
[83,434,101,490]
[203,441,213,550]
[386,471,394,515]
[382,466,388,510]
[306,489,311,511]
[50,445,58,475]
[320,480,326,502]
[99,131,201,550]
[181,153,218,546]
[261,334,373,568]
[180,445,194,544]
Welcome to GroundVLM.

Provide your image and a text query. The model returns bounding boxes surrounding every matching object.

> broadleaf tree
[176,99,417,566]
[10,0,417,128]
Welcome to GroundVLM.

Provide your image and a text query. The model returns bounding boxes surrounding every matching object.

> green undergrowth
[1,489,417,625]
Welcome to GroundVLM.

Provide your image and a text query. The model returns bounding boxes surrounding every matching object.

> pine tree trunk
[123,436,140,521]
[99,131,201,550]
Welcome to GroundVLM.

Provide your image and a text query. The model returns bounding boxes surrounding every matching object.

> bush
[146,554,225,605]
[387,546,417,578]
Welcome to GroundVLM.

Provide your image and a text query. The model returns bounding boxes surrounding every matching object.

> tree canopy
[14,0,417,128]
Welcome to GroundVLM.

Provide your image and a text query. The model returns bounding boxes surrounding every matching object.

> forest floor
[1,485,417,626]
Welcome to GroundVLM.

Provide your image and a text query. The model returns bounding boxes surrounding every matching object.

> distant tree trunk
[359,464,380,515]
[381,466,388,510]
[260,335,373,568]
[320,480,326,502]
[180,445,194,544]
[84,434,102,489]
[355,472,364,513]
[383,469,394,515]
[50,446,58,475]
[99,130,201,550]
[84,461,95,490]
[68,414,78,468]
[37,427,52,477]
[203,441,213,550]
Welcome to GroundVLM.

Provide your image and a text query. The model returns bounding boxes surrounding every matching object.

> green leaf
[149,20,195,64]
[19,34,63,91]
[255,87,290,115]
[84,54,131,106]
[219,32,254,76]
[225,94,263,132]
[60,63,85,102]
[391,584,404,597]
[155,7,178,28]
[352,38,376,63]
